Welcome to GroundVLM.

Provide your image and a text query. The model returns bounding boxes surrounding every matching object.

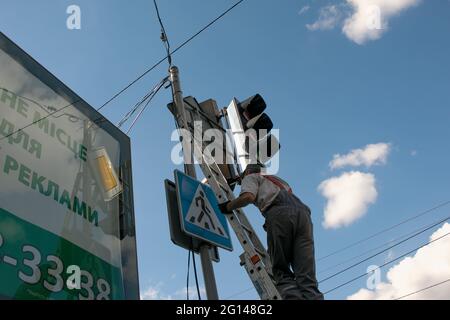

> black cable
[169,0,245,61]
[318,215,450,275]
[1,0,246,140]
[1,0,245,146]
[186,249,191,300]
[224,287,255,300]
[323,231,450,295]
[224,217,450,300]
[394,278,450,300]
[97,0,246,112]
[192,249,202,300]
[96,59,165,112]
[0,98,82,142]
[117,77,169,128]
[125,78,169,134]
[318,216,449,283]
[0,87,80,121]
[317,200,450,262]
[223,207,450,300]
[153,0,172,66]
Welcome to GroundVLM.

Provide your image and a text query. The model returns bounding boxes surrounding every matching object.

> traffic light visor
[239,94,266,120]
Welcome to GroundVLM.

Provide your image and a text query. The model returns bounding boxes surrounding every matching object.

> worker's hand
[218,201,233,214]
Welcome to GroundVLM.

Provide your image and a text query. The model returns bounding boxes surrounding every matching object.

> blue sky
[1,0,450,300]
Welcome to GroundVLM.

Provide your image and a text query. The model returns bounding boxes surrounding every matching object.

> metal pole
[169,66,219,300]
[199,244,219,300]
[170,66,196,178]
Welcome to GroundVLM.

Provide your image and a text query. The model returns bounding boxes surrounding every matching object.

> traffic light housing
[237,94,280,165]
[239,94,272,132]
[225,94,280,172]
[167,96,239,187]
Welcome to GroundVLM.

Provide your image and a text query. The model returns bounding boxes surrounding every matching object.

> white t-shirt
[240,174,280,212]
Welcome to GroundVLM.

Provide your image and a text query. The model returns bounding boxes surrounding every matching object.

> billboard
[0,32,139,299]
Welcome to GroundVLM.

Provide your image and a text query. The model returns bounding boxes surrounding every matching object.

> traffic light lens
[240,94,267,119]
[250,113,273,132]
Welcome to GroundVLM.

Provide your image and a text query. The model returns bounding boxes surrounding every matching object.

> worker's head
[243,163,263,177]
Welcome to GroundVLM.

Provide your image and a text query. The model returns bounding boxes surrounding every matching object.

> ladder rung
[218,183,230,194]
[185,129,281,300]
[240,223,253,235]
[254,247,267,259]
[209,166,221,177]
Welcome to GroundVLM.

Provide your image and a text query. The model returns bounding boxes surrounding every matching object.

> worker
[219,163,323,300]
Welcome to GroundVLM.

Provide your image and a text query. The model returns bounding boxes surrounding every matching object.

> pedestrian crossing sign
[174,170,233,251]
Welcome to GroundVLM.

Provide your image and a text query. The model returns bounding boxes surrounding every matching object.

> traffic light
[238,94,272,133]
[167,96,239,187]
[236,94,280,165]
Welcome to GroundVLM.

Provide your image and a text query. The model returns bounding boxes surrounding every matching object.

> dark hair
[244,163,263,175]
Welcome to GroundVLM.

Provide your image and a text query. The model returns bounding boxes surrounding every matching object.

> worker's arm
[224,192,256,212]
[219,174,259,214]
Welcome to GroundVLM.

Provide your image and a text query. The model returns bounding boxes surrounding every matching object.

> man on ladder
[219,164,324,300]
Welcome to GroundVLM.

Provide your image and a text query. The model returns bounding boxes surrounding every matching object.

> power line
[224,287,255,300]
[123,78,169,134]
[97,0,246,112]
[394,278,450,300]
[114,0,173,134]
[117,77,169,129]
[153,0,172,66]
[317,200,450,262]
[224,207,450,300]
[225,218,449,299]
[126,91,158,134]
[318,215,450,275]
[0,98,83,143]
[318,216,449,284]
[1,0,246,142]
[323,231,450,295]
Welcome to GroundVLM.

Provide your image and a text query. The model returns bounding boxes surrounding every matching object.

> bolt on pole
[169,66,219,300]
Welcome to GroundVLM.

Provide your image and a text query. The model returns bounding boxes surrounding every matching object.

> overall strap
[262,175,293,194]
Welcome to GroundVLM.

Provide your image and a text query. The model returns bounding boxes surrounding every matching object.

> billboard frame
[0,32,139,300]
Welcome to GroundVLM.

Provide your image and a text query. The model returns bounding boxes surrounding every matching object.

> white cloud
[299,5,310,16]
[348,223,450,300]
[319,171,377,229]
[140,285,172,300]
[306,0,421,44]
[140,283,206,300]
[330,143,391,170]
[306,5,343,31]
[175,286,207,300]
[343,0,421,44]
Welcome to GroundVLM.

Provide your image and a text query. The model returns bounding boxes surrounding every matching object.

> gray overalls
[263,189,324,300]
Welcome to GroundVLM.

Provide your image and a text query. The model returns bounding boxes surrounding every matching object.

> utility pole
[169,66,219,300]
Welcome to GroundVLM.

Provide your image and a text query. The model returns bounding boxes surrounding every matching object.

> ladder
[178,112,282,300]
[168,65,280,300]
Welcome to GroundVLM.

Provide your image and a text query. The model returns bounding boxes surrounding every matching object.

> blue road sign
[174,170,233,251]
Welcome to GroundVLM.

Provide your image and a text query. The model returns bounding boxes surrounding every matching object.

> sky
[1,0,450,300]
